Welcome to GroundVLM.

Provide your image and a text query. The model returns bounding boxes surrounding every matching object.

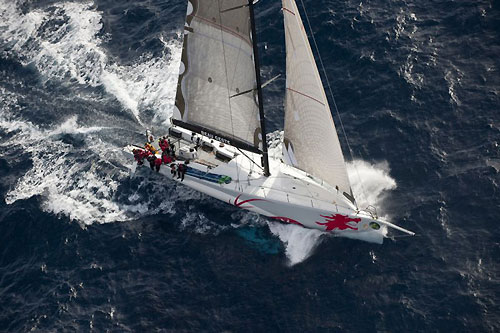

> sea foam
[1,1,183,224]
[268,160,396,265]
[0,0,182,127]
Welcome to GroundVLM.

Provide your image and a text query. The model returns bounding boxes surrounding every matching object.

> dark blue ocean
[1,0,499,331]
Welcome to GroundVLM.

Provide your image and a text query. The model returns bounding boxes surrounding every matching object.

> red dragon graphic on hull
[316,214,361,231]
[231,194,265,209]
[271,216,304,227]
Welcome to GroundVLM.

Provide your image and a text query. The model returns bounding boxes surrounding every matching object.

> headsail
[282,0,353,200]
[174,0,263,153]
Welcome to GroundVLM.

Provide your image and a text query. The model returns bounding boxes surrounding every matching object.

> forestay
[282,0,353,199]
[174,0,263,152]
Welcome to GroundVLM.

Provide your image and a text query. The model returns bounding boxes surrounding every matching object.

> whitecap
[268,222,325,266]
[0,1,183,127]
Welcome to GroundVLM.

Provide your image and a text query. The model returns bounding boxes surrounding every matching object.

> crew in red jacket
[133,149,143,165]
[158,137,169,151]
[154,157,162,172]
[162,152,172,164]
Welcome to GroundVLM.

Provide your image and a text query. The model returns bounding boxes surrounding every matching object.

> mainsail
[174,0,263,153]
[282,0,353,199]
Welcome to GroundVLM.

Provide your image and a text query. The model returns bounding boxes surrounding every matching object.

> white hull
[124,128,414,244]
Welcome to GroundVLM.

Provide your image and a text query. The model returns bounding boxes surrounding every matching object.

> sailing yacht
[124,0,414,243]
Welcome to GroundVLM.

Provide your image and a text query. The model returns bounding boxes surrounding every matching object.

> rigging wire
[298,0,369,207]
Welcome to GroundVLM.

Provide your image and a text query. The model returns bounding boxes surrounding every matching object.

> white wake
[268,160,397,266]
[0,1,185,224]
[0,0,181,127]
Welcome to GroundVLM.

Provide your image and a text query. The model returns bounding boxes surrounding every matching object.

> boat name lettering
[201,131,231,145]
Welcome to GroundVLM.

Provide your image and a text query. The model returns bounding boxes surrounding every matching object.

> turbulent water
[0,0,498,331]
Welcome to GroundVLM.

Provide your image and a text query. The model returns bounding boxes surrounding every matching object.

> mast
[248,0,270,177]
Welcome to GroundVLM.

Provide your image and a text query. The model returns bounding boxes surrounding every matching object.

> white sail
[124,0,414,244]
[282,0,353,199]
[174,0,262,151]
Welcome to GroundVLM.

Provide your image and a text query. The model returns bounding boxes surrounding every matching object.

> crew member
[159,137,169,151]
[133,149,143,165]
[170,143,176,158]
[155,157,162,172]
[147,154,156,170]
[177,161,188,181]
[162,150,172,164]
[145,142,157,154]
